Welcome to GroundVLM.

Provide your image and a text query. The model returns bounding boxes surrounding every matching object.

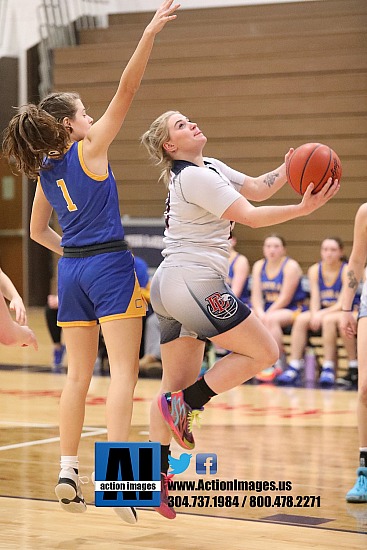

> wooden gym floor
[0,308,366,549]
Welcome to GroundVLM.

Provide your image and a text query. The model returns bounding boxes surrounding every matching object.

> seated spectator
[251,234,307,382]
[226,235,251,305]
[277,237,359,387]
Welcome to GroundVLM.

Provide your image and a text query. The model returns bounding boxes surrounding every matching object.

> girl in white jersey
[340,203,367,503]
[141,110,339,519]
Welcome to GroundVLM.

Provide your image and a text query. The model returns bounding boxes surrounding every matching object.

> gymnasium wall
[52,0,367,271]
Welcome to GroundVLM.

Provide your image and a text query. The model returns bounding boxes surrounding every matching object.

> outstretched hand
[300,178,340,215]
[147,0,181,35]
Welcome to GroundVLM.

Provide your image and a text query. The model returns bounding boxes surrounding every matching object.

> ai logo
[94,442,161,507]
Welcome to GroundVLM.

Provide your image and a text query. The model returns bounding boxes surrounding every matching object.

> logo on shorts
[205,292,238,319]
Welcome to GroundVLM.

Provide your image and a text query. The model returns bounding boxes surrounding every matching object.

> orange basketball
[286,143,342,195]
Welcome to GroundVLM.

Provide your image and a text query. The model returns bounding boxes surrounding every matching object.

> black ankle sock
[360,451,367,468]
[149,441,171,474]
[183,376,217,410]
[161,444,171,475]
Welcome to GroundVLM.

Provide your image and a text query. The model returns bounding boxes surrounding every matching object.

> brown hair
[141,110,178,187]
[2,92,80,180]
[322,236,348,262]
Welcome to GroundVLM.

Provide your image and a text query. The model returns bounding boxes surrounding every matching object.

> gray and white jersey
[162,157,246,276]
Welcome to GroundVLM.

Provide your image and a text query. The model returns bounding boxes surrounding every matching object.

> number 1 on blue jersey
[57,178,78,212]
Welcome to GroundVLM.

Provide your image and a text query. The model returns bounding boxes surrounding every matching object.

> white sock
[289,359,303,370]
[349,360,358,369]
[322,361,335,370]
[60,455,79,472]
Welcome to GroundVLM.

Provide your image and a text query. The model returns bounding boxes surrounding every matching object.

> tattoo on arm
[263,172,279,188]
[347,269,358,290]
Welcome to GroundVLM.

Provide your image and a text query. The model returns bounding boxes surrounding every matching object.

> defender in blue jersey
[277,237,359,387]
[2,0,180,523]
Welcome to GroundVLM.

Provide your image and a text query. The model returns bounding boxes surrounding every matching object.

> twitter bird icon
[168,453,192,475]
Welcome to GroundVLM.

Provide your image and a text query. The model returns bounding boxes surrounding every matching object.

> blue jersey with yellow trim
[39,141,124,247]
[317,261,359,309]
[228,254,250,305]
[261,257,307,311]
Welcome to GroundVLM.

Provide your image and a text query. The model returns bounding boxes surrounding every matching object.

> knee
[260,335,279,366]
[359,381,367,406]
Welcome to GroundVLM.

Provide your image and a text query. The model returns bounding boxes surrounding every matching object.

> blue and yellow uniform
[39,141,145,326]
[318,262,359,310]
[228,254,250,306]
[260,257,307,312]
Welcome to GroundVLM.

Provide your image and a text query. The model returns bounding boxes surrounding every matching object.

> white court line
[0,421,57,428]
[0,428,107,452]
[0,421,101,431]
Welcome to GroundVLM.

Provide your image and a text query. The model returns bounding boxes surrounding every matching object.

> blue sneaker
[53,345,65,373]
[319,367,335,388]
[276,366,301,386]
[346,468,367,503]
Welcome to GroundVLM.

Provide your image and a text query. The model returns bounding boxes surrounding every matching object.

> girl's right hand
[300,178,340,216]
[146,0,180,35]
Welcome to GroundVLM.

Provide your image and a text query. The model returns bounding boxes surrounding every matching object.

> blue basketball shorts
[150,263,251,344]
[57,249,146,327]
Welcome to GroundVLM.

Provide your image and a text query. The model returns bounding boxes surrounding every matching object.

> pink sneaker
[158,390,202,450]
[155,473,176,519]
[255,365,282,383]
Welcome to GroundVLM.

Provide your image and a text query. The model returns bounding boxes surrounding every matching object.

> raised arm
[222,178,339,228]
[84,0,180,162]
[240,149,293,202]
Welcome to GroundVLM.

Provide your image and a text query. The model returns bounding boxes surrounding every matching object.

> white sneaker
[91,472,138,524]
[55,468,87,513]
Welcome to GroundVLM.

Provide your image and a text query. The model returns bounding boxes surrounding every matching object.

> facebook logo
[196,453,217,475]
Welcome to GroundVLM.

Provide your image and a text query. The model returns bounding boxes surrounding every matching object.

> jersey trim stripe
[77,141,108,181]
[57,320,97,327]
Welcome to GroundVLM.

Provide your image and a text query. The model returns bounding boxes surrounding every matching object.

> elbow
[29,230,38,243]
[29,226,42,244]
[245,217,260,229]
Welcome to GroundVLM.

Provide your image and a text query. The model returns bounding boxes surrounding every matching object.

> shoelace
[187,409,202,433]
[162,473,174,488]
